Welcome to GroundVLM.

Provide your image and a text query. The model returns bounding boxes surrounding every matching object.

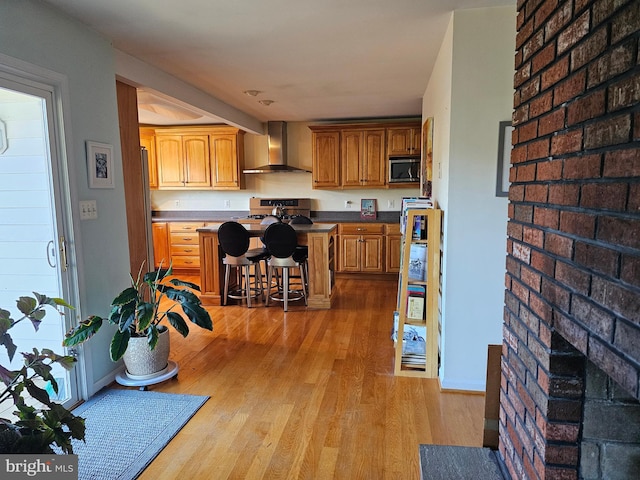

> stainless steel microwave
[388,157,420,183]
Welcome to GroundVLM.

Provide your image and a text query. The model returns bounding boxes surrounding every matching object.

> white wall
[424,6,515,391]
[151,120,421,212]
[0,0,131,394]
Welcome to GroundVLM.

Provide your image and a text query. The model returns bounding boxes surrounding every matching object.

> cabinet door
[156,135,185,187]
[338,234,361,272]
[152,222,170,268]
[362,129,385,186]
[361,235,384,272]
[140,130,157,189]
[385,234,402,273]
[409,126,422,155]
[341,130,363,187]
[387,126,421,156]
[183,135,211,188]
[210,134,239,189]
[312,131,340,188]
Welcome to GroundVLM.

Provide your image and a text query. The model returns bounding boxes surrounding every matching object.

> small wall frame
[496,121,513,197]
[86,141,114,189]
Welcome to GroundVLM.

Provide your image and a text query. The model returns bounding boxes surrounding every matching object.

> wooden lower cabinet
[152,222,170,268]
[337,223,385,273]
[385,223,402,273]
[168,222,203,270]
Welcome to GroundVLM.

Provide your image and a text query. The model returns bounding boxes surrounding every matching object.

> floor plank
[135,277,484,480]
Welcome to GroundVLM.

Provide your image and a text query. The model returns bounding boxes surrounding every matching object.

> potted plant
[0,293,85,454]
[63,264,213,377]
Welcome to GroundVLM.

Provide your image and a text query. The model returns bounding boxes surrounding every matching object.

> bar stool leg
[283,267,289,312]
[223,264,231,306]
[243,265,251,308]
[266,265,272,307]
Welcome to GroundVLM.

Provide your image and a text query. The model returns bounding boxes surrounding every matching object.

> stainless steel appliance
[246,198,311,222]
[389,156,420,183]
[243,122,311,174]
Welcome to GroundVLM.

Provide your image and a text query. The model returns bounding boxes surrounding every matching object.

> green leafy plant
[63,265,213,361]
[0,293,85,454]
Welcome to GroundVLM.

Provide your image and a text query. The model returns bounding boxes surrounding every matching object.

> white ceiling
[42,0,513,126]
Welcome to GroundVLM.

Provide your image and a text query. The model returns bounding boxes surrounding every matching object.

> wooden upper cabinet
[387,126,421,157]
[341,129,385,187]
[311,121,421,189]
[311,130,340,189]
[146,125,245,190]
[156,135,185,187]
[341,130,362,187]
[183,135,211,188]
[139,129,157,189]
[210,130,244,190]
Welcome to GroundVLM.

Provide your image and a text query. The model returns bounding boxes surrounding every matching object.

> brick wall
[501,0,639,479]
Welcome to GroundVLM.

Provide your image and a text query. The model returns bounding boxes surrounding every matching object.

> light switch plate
[79,200,97,220]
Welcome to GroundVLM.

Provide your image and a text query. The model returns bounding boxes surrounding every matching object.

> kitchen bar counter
[197,223,337,309]
[153,210,400,224]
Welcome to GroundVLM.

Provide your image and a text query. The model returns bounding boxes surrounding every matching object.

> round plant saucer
[115,360,179,390]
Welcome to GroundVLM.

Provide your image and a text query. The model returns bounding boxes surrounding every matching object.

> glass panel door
[0,79,80,414]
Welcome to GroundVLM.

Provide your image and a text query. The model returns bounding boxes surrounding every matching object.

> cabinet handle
[183,237,193,241]
[357,227,365,232]
[184,249,193,253]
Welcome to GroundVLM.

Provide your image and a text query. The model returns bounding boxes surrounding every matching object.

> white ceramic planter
[122,327,170,377]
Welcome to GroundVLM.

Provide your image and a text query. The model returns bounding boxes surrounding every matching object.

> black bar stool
[263,222,308,311]
[288,215,312,291]
[218,221,268,307]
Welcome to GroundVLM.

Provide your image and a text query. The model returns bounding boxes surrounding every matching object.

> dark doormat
[419,445,505,480]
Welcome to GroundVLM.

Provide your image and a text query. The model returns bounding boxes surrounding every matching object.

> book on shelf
[401,325,427,367]
[408,243,427,281]
[400,197,433,236]
[406,284,425,320]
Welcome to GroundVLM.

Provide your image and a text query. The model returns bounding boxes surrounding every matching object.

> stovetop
[245,213,309,221]
[248,198,311,221]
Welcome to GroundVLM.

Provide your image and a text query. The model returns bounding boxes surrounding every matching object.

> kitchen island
[198,223,337,309]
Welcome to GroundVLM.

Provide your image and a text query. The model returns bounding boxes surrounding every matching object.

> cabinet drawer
[339,223,385,235]
[171,255,200,268]
[385,223,401,235]
[169,232,199,245]
[170,245,200,256]
[169,222,204,233]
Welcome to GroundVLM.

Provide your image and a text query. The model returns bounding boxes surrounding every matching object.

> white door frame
[0,52,89,403]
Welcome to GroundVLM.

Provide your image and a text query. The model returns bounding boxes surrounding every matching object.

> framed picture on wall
[496,121,513,197]
[421,117,433,198]
[360,199,377,220]
[86,141,114,189]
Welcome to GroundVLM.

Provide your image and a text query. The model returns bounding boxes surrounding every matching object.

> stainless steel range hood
[243,121,311,173]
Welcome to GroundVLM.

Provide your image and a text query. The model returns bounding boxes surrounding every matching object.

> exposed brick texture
[501,1,640,479]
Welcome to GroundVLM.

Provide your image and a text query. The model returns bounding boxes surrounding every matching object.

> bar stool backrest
[218,221,250,257]
[263,222,298,259]
[289,215,313,224]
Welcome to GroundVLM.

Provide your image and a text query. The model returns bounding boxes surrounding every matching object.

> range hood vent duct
[243,121,311,173]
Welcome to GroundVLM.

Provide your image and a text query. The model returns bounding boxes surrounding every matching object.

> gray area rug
[419,445,505,480]
[70,388,208,480]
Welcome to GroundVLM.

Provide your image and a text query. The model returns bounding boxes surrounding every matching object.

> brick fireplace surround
[500,1,639,479]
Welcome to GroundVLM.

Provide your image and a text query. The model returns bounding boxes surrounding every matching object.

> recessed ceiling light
[244,90,262,97]
[259,99,274,106]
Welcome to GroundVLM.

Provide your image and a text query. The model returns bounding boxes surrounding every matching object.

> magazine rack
[393,208,442,377]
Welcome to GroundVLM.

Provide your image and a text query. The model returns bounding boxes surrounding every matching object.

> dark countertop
[152,210,401,224]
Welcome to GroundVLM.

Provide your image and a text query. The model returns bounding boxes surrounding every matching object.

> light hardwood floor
[136,277,485,480]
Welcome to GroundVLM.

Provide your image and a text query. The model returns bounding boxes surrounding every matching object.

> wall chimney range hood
[243,121,311,173]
